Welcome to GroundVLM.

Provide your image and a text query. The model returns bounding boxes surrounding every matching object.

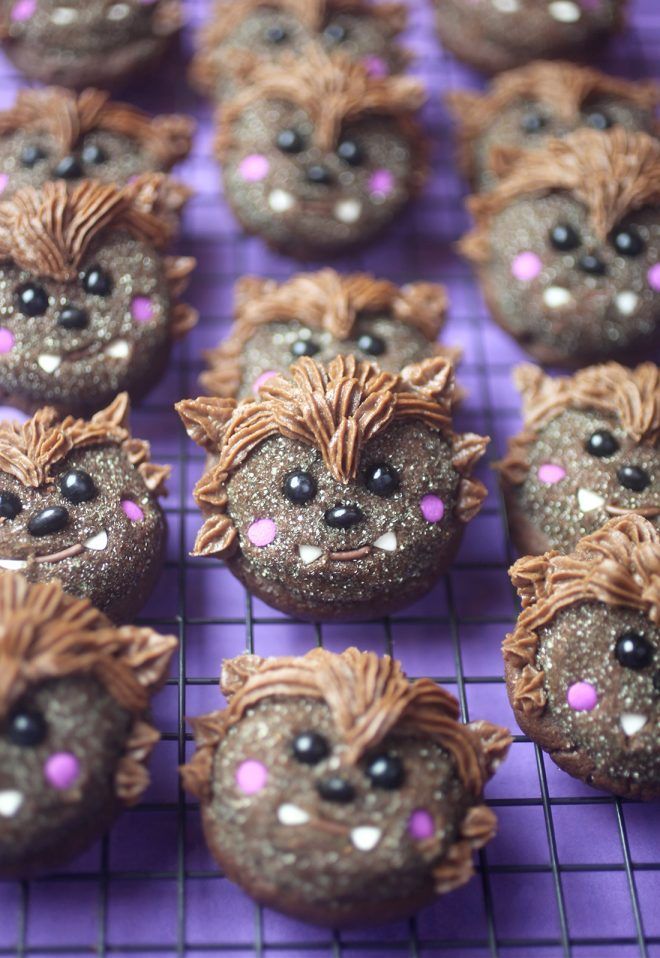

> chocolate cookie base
[501,482,552,557]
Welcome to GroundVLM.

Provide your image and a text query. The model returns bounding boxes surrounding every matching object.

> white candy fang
[577,488,606,514]
[548,0,581,21]
[350,826,382,851]
[84,530,108,552]
[334,199,362,224]
[0,559,27,570]
[373,532,397,552]
[299,544,323,565]
[615,291,639,316]
[543,286,572,309]
[620,713,647,737]
[38,354,61,373]
[277,803,310,826]
[0,790,23,818]
[268,189,295,213]
[106,339,131,359]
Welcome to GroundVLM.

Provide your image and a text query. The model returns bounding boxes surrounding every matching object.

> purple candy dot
[0,328,14,354]
[253,370,277,394]
[44,752,80,790]
[131,296,154,323]
[567,681,598,712]
[362,55,388,77]
[236,759,268,794]
[538,463,566,485]
[238,154,270,183]
[369,169,395,196]
[420,494,445,523]
[511,251,543,282]
[648,263,660,292]
[122,499,145,522]
[247,518,277,547]
[11,0,36,21]
[408,808,435,840]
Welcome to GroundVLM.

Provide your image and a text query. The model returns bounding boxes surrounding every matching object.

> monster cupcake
[0,572,177,877]
[178,355,488,621]
[0,394,169,623]
[432,0,627,75]
[182,647,511,926]
[459,128,660,367]
[0,0,183,89]
[0,87,195,199]
[0,176,197,415]
[498,362,659,555]
[504,514,659,800]
[215,45,427,257]
[191,0,411,100]
[446,61,658,191]
[201,270,454,400]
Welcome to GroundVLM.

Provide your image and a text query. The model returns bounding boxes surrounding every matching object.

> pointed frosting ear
[467,719,512,780]
[234,276,278,309]
[220,654,267,699]
[176,397,238,453]
[444,89,482,120]
[110,626,178,695]
[384,74,427,112]
[395,282,449,340]
[487,144,527,180]
[400,355,456,403]
[192,514,238,559]
[91,392,131,430]
[509,551,557,608]
[513,363,557,419]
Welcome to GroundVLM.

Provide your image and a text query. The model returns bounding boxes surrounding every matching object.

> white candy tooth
[106,339,130,359]
[373,531,397,552]
[277,803,310,826]
[84,529,108,552]
[543,286,572,309]
[350,826,382,851]
[577,488,606,514]
[268,189,295,213]
[492,0,519,10]
[299,544,323,565]
[38,354,61,374]
[0,790,23,818]
[335,199,362,224]
[52,6,77,24]
[548,0,581,21]
[616,291,639,316]
[0,559,26,570]
[620,713,647,737]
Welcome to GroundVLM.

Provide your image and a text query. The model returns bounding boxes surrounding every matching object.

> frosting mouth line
[605,504,660,518]
[328,545,372,561]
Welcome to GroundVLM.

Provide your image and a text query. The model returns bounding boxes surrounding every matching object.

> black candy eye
[59,469,96,504]
[20,144,47,168]
[324,22,347,43]
[617,464,650,492]
[356,332,386,356]
[276,128,305,153]
[82,266,112,296]
[8,710,47,747]
[337,139,363,166]
[0,490,22,520]
[585,110,612,131]
[264,23,289,43]
[81,143,108,165]
[586,429,619,458]
[291,338,320,358]
[615,631,653,669]
[16,282,49,317]
[366,754,405,789]
[612,226,645,257]
[365,462,399,497]
[283,470,316,505]
[292,731,329,764]
[550,223,581,251]
[520,112,547,134]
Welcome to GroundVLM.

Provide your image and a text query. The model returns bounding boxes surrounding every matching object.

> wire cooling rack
[0,1,659,955]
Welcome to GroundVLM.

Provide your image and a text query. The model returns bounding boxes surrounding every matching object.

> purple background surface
[0,0,659,955]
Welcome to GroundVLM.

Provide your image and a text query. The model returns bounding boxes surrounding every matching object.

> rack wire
[0,1,659,955]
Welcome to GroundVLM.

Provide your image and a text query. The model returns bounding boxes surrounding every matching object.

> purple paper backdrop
[0,0,659,955]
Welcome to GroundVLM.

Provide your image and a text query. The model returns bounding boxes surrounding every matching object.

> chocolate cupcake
[446,61,659,191]
[0,393,169,623]
[498,362,659,556]
[190,0,411,100]
[0,87,194,200]
[504,514,660,800]
[201,270,455,400]
[182,647,511,926]
[433,0,627,76]
[178,355,488,621]
[0,572,177,878]
[0,0,183,89]
[459,128,660,367]
[215,45,427,258]
[0,176,197,416]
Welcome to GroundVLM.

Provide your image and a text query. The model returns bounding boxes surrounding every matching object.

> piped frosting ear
[91,392,131,431]
[110,626,178,695]
[176,396,239,453]
[221,653,268,699]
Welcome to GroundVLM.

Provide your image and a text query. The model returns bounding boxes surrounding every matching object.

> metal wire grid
[0,0,659,955]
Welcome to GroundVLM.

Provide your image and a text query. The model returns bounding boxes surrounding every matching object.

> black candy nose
[317,776,356,803]
[54,156,83,180]
[27,506,69,537]
[57,305,88,329]
[306,164,333,185]
[618,465,651,492]
[578,253,607,275]
[324,504,364,529]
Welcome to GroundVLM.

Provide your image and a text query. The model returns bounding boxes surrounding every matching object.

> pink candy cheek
[121,499,145,522]
[408,808,435,840]
[420,494,445,523]
[648,263,660,292]
[0,328,15,354]
[567,681,598,712]
[236,759,268,794]
[362,55,388,77]
[0,175,8,196]
[253,370,277,394]
[511,251,543,282]
[11,0,36,21]
[247,518,278,547]
[44,752,81,790]
[238,154,270,183]
[369,169,395,198]
[538,463,566,485]
[131,296,154,323]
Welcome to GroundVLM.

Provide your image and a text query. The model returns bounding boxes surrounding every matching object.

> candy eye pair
[264,21,348,44]
[585,430,651,491]
[20,143,108,169]
[292,731,404,789]
[276,129,364,166]
[549,223,645,256]
[290,331,386,359]
[520,109,611,135]
[0,469,96,520]
[15,267,113,318]
[5,709,46,747]
[283,462,399,504]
